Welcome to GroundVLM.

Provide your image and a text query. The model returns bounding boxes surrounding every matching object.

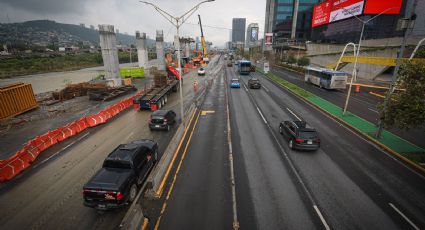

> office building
[264,0,319,45]
[232,18,246,46]
[310,0,424,43]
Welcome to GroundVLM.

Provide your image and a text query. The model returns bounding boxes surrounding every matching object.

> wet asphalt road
[269,66,425,150]
[2,56,424,230]
[152,59,425,230]
[0,57,221,230]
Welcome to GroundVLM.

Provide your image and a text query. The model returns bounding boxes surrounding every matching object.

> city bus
[305,67,348,89]
[238,60,252,75]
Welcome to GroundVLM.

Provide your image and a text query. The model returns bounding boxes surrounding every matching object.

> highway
[1,56,424,230]
[269,66,425,149]
[0,56,222,230]
[150,58,425,229]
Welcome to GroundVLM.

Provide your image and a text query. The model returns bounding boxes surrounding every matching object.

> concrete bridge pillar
[156,30,166,71]
[136,31,148,69]
[98,24,121,87]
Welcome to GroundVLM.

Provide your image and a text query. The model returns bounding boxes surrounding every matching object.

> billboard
[329,0,364,23]
[251,27,259,42]
[312,1,332,27]
[265,33,273,46]
[364,0,402,15]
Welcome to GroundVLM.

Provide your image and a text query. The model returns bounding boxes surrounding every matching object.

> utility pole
[140,0,215,128]
[375,0,416,138]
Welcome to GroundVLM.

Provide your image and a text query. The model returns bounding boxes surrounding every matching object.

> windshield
[231,80,239,83]
[103,160,132,169]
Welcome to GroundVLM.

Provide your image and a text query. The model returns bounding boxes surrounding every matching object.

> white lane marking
[34,132,90,168]
[368,108,379,114]
[263,85,270,92]
[125,131,134,141]
[314,205,331,230]
[286,107,302,121]
[226,71,240,230]
[243,84,248,92]
[389,203,420,230]
[256,107,268,124]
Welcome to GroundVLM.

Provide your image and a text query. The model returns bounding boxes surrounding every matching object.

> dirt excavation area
[0,77,151,160]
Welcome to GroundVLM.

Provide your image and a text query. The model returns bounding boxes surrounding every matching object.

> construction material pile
[52,82,107,101]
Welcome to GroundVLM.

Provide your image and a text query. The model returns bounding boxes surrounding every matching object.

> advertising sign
[265,33,273,46]
[330,0,364,23]
[251,27,259,42]
[312,1,332,28]
[363,0,402,15]
[264,62,270,74]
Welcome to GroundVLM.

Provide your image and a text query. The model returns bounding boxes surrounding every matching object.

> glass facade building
[273,0,319,41]
[232,18,246,44]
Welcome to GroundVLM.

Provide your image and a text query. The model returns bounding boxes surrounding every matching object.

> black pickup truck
[83,139,158,210]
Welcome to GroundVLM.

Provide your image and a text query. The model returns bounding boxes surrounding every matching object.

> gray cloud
[1,0,87,15]
[0,0,266,47]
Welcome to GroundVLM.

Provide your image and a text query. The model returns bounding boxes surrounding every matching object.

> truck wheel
[279,125,283,134]
[158,102,162,109]
[162,98,165,106]
[165,96,168,103]
[128,184,137,203]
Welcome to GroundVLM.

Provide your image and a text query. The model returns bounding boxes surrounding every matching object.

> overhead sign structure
[312,0,402,28]
[265,33,273,46]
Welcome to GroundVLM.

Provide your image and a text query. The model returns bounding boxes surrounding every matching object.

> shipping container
[0,83,38,120]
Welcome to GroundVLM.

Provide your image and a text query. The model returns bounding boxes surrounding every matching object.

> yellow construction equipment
[198,14,209,66]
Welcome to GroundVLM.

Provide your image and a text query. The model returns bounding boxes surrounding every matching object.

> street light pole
[140,0,215,128]
[341,7,398,115]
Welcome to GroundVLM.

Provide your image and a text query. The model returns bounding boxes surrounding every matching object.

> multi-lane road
[0,56,222,230]
[1,55,424,230]
[150,57,425,229]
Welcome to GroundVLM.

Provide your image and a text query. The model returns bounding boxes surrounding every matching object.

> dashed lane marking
[256,107,268,124]
[389,203,420,230]
[286,107,302,121]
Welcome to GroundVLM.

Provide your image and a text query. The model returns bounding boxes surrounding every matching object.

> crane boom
[198,14,208,60]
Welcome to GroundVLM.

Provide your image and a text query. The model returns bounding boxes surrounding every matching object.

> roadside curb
[259,71,425,175]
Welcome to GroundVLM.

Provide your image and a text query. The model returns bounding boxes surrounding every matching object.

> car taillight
[163,119,168,124]
[295,138,304,143]
[116,192,124,201]
[316,139,321,143]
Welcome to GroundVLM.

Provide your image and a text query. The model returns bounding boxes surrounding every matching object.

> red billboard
[312,1,332,27]
[312,0,403,27]
[363,0,402,15]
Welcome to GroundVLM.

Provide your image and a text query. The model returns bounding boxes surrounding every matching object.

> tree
[297,57,310,66]
[287,54,297,64]
[379,60,425,129]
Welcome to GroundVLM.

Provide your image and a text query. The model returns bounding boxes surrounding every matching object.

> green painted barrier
[120,67,145,78]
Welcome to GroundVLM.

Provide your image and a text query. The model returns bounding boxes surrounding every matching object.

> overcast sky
[0,0,266,47]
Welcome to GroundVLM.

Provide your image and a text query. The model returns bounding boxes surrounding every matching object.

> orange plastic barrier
[0,90,142,182]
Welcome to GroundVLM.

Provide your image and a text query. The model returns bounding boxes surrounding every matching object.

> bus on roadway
[238,60,252,75]
[305,67,348,89]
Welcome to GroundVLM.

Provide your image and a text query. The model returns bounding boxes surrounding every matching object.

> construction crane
[198,14,209,65]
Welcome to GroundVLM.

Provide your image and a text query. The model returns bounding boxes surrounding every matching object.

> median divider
[256,68,425,173]
[0,89,146,182]
[145,103,197,199]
